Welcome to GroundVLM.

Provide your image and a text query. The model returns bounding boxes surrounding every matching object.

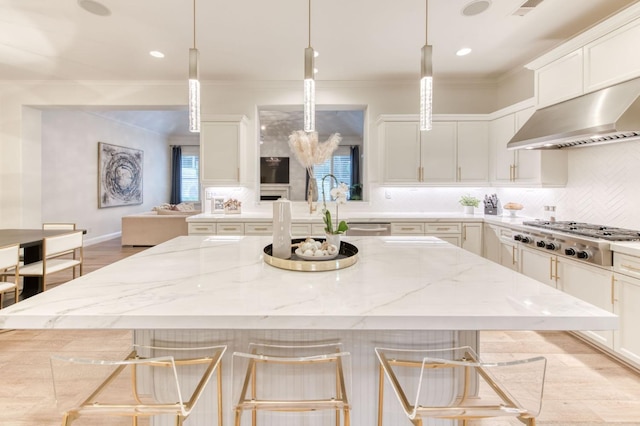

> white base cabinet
[462,223,482,256]
[613,273,640,366]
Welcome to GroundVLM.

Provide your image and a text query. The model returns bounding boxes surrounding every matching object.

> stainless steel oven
[346,222,391,236]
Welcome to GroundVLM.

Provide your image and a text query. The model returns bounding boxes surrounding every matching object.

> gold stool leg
[377,364,385,426]
[235,408,243,426]
[218,363,224,426]
[132,415,138,426]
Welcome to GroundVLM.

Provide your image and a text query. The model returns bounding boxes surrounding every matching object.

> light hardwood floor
[1,238,639,425]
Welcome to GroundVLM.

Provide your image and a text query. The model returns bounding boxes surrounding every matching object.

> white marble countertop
[610,241,640,257]
[0,236,616,331]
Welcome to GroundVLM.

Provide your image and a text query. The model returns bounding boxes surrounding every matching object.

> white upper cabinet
[536,49,584,108]
[421,122,458,182]
[456,122,489,183]
[380,119,422,183]
[379,116,488,185]
[584,17,640,92]
[489,106,567,187]
[530,9,640,107]
[200,115,247,186]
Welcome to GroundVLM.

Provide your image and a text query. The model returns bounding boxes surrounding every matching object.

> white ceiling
[3,0,638,135]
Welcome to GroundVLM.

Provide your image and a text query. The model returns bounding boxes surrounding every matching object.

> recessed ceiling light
[456,47,472,56]
[149,51,165,58]
[461,0,491,17]
[77,0,111,16]
[314,51,320,58]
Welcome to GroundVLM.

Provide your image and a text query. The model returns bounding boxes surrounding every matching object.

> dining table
[0,229,83,299]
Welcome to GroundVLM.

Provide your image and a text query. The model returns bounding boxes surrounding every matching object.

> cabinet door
[461,223,482,256]
[513,107,541,183]
[457,122,489,182]
[585,17,640,92]
[559,259,614,349]
[520,246,555,287]
[201,120,243,185]
[614,273,640,366]
[483,224,500,264]
[421,122,457,182]
[489,114,515,183]
[499,239,519,271]
[382,121,421,183]
[536,50,584,108]
[431,235,461,247]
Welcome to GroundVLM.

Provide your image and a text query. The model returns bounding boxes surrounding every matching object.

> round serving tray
[263,238,359,272]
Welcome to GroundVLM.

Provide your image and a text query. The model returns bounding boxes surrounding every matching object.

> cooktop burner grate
[522,221,640,241]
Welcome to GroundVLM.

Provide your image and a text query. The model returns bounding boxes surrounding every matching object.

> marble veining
[0,236,617,331]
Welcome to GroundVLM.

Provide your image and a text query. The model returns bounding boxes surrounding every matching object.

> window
[180,146,200,202]
[314,146,352,202]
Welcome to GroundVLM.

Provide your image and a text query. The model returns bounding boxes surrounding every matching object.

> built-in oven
[346,222,391,236]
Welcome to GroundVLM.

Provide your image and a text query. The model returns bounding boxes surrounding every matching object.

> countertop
[0,236,617,331]
[610,241,640,257]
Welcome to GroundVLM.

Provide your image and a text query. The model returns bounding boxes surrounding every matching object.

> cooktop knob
[514,234,523,241]
[536,240,546,248]
[577,250,590,259]
[565,248,576,256]
[521,236,532,244]
[545,242,558,250]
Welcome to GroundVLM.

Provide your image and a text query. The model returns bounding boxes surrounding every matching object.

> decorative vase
[463,205,474,214]
[325,233,341,250]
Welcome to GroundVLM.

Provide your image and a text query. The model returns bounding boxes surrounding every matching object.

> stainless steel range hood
[507,77,640,150]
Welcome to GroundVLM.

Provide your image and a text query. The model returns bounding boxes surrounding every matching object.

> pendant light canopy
[420,0,433,131]
[188,0,200,133]
[303,0,315,133]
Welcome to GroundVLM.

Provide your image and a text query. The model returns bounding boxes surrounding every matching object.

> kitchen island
[0,235,617,425]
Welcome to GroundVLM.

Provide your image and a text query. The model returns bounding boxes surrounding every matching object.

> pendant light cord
[193,0,197,49]
[308,0,312,48]
[425,0,428,44]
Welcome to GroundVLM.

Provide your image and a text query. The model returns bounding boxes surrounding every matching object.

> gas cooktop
[522,221,640,242]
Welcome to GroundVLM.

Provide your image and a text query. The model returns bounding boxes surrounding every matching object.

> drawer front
[391,223,425,235]
[216,223,245,235]
[188,223,215,235]
[615,253,640,279]
[245,223,272,235]
[311,224,327,236]
[291,224,312,237]
[425,223,461,234]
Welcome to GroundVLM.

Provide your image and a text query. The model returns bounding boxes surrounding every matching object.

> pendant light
[303,0,315,133]
[188,0,200,133]
[420,0,433,131]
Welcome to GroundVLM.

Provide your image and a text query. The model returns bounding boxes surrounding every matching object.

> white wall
[40,110,171,244]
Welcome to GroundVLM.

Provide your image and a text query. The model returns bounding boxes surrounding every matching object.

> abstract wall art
[98,142,143,208]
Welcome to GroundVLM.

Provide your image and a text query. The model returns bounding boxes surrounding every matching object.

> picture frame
[212,196,225,213]
[98,142,143,208]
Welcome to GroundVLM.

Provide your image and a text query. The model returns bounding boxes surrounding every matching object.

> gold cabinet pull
[195,227,209,231]
[554,257,559,281]
[253,227,268,231]
[549,257,554,280]
[611,276,616,305]
[621,263,640,273]
[512,246,516,265]
[436,227,450,231]
[463,225,467,241]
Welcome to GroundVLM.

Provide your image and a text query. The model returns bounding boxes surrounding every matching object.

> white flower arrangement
[322,174,349,235]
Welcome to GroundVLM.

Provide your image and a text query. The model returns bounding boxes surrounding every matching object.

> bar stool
[232,341,351,426]
[50,343,226,426]
[0,244,20,308]
[375,346,546,426]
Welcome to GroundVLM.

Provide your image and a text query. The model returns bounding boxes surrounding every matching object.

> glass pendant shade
[188,47,200,133]
[420,44,433,131]
[303,46,316,132]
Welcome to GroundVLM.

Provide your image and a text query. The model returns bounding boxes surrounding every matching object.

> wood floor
[1,238,639,425]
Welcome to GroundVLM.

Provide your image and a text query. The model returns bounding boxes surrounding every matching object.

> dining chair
[0,244,20,308]
[375,345,546,426]
[232,341,351,426]
[50,343,226,426]
[17,231,84,291]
